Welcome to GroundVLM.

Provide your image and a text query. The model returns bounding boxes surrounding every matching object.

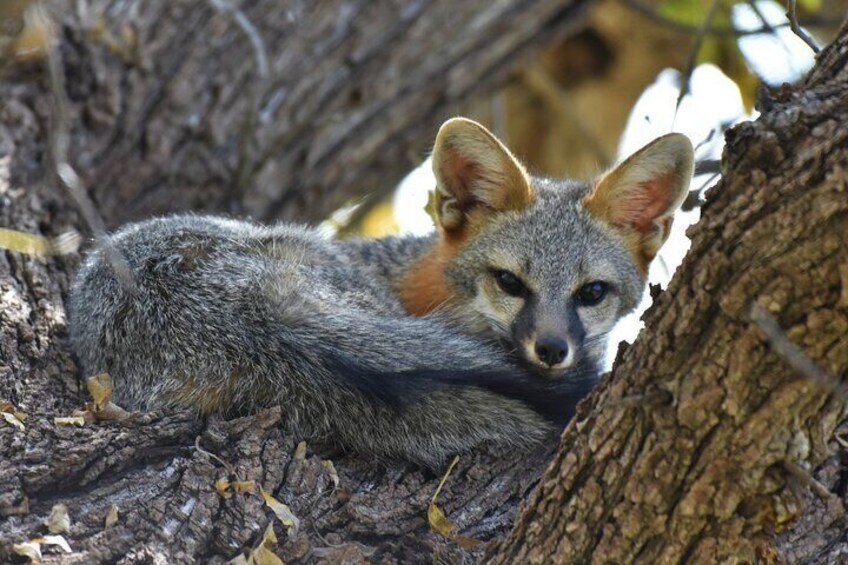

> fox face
[401,118,694,374]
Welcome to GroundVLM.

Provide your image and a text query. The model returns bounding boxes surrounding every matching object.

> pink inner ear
[439,147,481,208]
[627,173,675,233]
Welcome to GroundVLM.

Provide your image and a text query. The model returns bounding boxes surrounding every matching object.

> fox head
[401,118,694,374]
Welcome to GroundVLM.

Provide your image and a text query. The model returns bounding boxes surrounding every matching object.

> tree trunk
[2,3,848,565]
[489,21,848,565]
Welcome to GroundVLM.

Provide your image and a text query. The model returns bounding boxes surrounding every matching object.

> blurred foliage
[347,0,846,235]
[0,0,53,69]
[659,0,824,26]
[655,0,841,109]
[2,0,842,239]
[0,1,136,77]
[358,202,399,238]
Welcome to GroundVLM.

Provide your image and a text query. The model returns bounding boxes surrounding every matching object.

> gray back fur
[70,214,599,467]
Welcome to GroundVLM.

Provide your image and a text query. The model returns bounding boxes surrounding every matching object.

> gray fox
[69,118,693,467]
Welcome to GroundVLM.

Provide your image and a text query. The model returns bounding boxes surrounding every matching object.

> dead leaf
[215,478,233,499]
[95,401,131,422]
[45,503,70,534]
[12,534,72,563]
[104,504,119,529]
[12,540,41,562]
[227,523,283,565]
[252,544,283,565]
[294,441,307,460]
[86,373,113,409]
[72,408,98,425]
[233,480,256,495]
[0,402,27,430]
[54,416,86,428]
[428,503,458,537]
[37,534,72,553]
[2,411,25,431]
[259,486,299,536]
[74,373,132,423]
[216,476,256,498]
[0,228,79,256]
[321,460,339,489]
[12,2,56,62]
[427,456,481,549]
[252,523,283,565]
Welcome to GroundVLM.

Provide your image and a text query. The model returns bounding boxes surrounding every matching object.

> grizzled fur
[70,215,595,467]
[69,119,692,467]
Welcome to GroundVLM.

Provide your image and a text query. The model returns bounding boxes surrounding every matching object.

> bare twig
[750,304,846,398]
[618,0,841,38]
[42,5,136,292]
[194,436,236,475]
[782,460,833,501]
[681,187,705,212]
[682,158,722,211]
[692,128,717,154]
[785,0,821,53]
[745,0,794,59]
[207,0,270,206]
[680,170,722,211]
[207,0,269,78]
[694,159,721,176]
[673,0,721,126]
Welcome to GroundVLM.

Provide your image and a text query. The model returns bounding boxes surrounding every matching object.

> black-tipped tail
[328,353,598,426]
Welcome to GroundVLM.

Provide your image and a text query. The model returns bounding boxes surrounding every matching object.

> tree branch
[785,0,821,52]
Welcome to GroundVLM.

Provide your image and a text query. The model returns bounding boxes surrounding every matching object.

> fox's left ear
[431,118,534,232]
[584,133,694,269]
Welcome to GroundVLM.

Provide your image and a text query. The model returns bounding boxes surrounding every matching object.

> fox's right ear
[430,118,534,232]
[584,133,694,270]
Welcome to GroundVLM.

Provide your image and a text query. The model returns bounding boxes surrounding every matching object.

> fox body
[69,119,693,467]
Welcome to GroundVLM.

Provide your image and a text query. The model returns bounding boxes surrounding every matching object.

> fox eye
[492,269,527,297]
[575,281,609,306]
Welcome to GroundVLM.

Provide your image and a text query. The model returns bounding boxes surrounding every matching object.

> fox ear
[431,118,533,232]
[584,133,694,268]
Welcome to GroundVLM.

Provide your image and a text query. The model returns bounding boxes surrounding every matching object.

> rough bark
[1,1,589,563]
[490,21,848,565]
[2,0,588,226]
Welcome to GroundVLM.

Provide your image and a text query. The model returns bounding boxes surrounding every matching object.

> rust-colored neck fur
[399,228,467,316]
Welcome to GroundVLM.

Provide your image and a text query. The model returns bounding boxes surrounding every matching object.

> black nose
[534,336,568,367]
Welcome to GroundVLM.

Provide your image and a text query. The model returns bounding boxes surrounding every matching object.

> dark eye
[492,269,527,297]
[575,281,609,306]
